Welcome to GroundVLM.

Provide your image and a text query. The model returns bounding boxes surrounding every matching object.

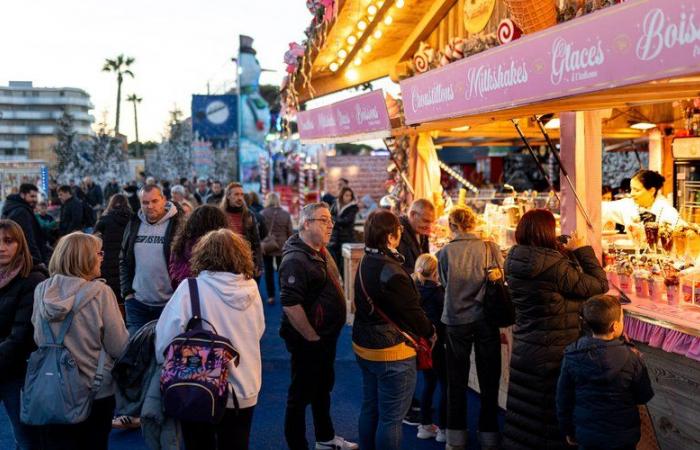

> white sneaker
[417,424,438,439]
[315,435,359,449]
[436,428,446,443]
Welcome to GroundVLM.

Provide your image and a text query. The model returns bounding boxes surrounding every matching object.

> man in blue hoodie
[556,295,654,450]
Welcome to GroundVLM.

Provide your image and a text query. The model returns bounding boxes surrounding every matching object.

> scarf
[0,265,22,290]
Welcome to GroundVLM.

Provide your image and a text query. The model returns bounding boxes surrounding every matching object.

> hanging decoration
[497,18,523,45]
[412,42,437,74]
[464,0,497,34]
[439,37,466,66]
[557,0,622,23]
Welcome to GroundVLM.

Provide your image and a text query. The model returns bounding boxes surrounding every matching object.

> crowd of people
[0,174,655,450]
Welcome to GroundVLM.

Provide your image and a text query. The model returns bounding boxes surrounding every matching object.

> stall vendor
[602,169,682,230]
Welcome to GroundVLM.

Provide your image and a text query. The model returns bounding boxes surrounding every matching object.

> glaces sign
[400,0,700,125]
[297,90,391,143]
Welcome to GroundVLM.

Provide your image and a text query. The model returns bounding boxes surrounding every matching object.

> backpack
[82,200,96,228]
[160,278,240,424]
[21,296,107,425]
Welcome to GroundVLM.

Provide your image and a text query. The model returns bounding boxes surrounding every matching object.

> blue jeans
[0,376,36,450]
[357,356,416,450]
[125,298,165,335]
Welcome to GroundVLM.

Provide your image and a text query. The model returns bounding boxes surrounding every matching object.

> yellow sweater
[353,342,416,362]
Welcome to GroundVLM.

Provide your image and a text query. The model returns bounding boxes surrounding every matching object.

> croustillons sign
[297,90,391,143]
[400,0,700,125]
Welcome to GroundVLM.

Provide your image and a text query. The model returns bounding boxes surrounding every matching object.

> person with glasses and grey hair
[279,203,358,450]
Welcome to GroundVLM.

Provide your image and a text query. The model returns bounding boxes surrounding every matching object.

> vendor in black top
[398,198,435,274]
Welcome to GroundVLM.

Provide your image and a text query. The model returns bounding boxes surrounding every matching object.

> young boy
[556,294,654,450]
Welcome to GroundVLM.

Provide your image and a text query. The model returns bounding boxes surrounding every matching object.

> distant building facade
[0,81,94,164]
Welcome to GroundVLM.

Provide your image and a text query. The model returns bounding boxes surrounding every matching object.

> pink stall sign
[400,0,700,125]
[297,90,392,143]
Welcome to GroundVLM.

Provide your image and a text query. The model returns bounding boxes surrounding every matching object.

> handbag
[261,210,281,255]
[358,256,433,370]
[483,241,516,327]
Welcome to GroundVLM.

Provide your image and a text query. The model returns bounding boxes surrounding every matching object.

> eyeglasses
[308,217,335,226]
[97,250,105,257]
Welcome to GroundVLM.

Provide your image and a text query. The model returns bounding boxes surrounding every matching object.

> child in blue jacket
[556,294,654,450]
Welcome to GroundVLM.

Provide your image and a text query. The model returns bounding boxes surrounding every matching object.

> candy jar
[665,274,680,306]
[633,269,650,297]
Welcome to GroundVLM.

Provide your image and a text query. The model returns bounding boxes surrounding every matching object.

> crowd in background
[0,174,655,450]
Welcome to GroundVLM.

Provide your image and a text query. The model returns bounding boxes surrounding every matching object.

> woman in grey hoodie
[437,206,503,450]
[32,232,129,450]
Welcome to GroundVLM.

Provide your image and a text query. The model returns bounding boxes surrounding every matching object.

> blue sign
[40,166,49,195]
[191,95,238,143]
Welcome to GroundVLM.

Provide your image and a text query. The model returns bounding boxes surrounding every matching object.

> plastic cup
[634,276,649,297]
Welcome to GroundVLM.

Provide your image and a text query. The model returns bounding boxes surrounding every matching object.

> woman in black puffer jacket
[353,209,434,450]
[94,194,132,309]
[0,219,47,449]
[503,209,608,450]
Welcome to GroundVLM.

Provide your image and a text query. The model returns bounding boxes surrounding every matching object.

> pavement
[1,273,501,449]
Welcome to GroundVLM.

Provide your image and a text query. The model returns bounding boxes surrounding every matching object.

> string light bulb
[373,29,383,39]
[384,15,393,26]
[363,44,372,53]
[357,20,367,31]
[347,35,357,45]
[329,62,339,72]
[337,49,348,59]
[367,4,378,15]
[354,57,362,66]
[396,0,405,8]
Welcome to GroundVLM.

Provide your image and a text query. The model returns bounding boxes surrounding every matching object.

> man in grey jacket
[120,185,182,336]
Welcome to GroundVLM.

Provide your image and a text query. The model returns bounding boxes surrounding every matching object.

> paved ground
[1,275,500,449]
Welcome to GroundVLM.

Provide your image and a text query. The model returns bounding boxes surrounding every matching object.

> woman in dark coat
[260,192,293,305]
[503,209,608,450]
[329,187,359,276]
[94,194,132,310]
[0,219,47,449]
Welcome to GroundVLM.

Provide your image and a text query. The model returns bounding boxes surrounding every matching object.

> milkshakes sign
[297,90,392,143]
[401,0,700,125]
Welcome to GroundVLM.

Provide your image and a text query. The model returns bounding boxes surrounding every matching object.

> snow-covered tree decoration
[53,112,129,184]
[147,119,193,180]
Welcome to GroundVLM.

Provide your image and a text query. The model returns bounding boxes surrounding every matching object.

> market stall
[395,0,700,447]
[285,0,700,447]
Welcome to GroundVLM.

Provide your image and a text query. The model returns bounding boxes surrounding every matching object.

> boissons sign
[297,90,391,143]
[400,0,700,125]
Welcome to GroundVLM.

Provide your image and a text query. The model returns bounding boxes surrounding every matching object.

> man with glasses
[397,198,436,426]
[279,203,358,450]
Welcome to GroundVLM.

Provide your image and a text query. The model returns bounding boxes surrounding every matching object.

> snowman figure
[238,36,271,146]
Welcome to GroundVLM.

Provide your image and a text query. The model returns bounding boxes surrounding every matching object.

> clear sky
[0,0,310,142]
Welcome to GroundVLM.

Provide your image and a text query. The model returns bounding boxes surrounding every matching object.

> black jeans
[445,320,501,433]
[420,334,447,427]
[35,395,115,450]
[263,255,282,299]
[284,337,338,450]
[181,406,255,450]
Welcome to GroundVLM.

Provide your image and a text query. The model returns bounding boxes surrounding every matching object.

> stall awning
[399,0,700,129]
[297,90,392,144]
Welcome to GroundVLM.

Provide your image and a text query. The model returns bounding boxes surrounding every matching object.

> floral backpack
[160,278,240,423]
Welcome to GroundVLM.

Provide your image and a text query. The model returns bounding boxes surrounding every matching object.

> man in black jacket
[57,185,85,236]
[1,183,50,264]
[119,184,182,335]
[398,198,435,274]
[83,176,104,209]
[279,203,357,450]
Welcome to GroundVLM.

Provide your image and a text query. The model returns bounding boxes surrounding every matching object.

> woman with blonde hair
[412,253,448,443]
[0,219,47,450]
[32,231,129,449]
[437,205,503,450]
[156,229,265,450]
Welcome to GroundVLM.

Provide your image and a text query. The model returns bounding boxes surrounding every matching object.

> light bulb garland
[438,160,479,194]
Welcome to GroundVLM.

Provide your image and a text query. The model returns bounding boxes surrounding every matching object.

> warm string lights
[328,0,404,75]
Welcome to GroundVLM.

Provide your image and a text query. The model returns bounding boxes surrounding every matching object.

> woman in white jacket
[155,228,265,450]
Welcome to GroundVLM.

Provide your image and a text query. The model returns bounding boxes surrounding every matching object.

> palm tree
[102,54,135,135]
[126,94,142,144]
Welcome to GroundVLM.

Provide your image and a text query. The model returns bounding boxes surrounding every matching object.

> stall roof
[398,0,700,130]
